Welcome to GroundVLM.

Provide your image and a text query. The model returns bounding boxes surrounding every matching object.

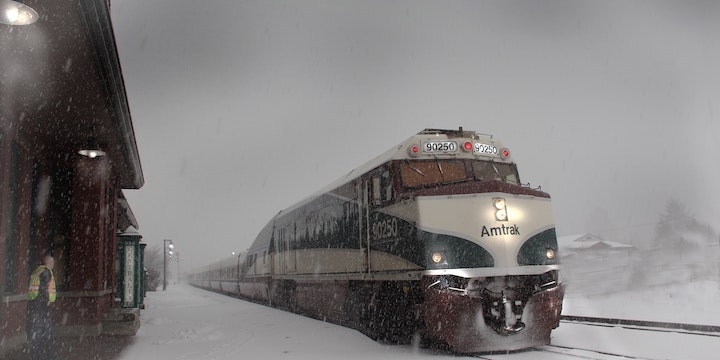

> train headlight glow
[546,248,556,260]
[493,197,508,221]
[431,252,444,264]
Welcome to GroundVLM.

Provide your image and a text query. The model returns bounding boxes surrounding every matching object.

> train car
[189,128,564,353]
[190,254,245,295]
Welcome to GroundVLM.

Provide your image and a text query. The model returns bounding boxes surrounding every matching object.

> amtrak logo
[481,224,520,237]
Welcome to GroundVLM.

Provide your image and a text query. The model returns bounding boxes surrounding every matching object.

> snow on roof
[567,240,634,250]
[557,233,634,251]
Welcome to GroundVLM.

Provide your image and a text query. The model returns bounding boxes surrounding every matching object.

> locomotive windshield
[472,160,520,185]
[400,159,520,188]
[400,160,469,187]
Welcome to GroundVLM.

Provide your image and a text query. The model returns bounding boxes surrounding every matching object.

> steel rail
[560,315,720,336]
[538,344,650,359]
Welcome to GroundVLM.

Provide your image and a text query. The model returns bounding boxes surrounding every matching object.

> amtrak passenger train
[189,128,564,353]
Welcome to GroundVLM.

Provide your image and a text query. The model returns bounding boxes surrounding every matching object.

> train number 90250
[423,141,457,153]
[371,218,398,240]
[473,143,498,155]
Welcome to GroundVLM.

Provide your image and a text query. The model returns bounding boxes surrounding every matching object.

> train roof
[335,128,511,181]
[275,128,513,218]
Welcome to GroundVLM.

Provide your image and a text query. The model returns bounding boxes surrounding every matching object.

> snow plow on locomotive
[189,128,565,353]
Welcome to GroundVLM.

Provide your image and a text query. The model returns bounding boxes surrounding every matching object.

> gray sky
[111,1,720,271]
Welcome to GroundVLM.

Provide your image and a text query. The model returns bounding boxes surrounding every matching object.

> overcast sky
[110,1,720,271]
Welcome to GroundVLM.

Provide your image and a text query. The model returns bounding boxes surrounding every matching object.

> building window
[29,162,43,277]
[4,141,22,292]
[49,168,72,291]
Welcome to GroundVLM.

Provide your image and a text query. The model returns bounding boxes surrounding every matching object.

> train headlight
[545,248,556,260]
[493,197,508,221]
[431,252,445,264]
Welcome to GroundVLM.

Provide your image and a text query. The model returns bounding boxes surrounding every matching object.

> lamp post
[163,239,174,291]
[175,251,180,284]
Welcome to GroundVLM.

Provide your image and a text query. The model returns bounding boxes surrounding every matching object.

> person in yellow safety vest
[27,255,58,360]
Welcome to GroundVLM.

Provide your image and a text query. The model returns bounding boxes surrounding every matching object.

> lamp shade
[78,138,107,158]
[0,0,38,25]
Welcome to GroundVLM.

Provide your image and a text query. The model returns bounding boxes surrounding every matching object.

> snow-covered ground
[118,284,459,360]
[117,281,720,360]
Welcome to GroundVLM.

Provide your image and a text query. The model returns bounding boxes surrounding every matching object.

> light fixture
[545,248,556,260]
[493,197,508,221]
[0,0,38,25]
[78,138,107,158]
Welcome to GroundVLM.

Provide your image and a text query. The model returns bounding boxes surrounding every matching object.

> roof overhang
[117,190,139,232]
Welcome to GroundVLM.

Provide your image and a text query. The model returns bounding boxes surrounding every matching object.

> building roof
[117,191,140,232]
[557,233,634,252]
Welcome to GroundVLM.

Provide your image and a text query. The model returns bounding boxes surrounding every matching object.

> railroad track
[535,344,652,359]
[560,315,720,337]
[472,316,720,360]
[473,345,646,360]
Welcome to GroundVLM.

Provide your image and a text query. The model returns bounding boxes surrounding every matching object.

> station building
[557,233,637,295]
[1,0,145,354]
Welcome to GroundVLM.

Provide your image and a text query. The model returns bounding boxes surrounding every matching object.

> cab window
[400,160,469,188]
[472,160,520,185]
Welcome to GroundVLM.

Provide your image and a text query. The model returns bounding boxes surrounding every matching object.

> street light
[163,239,174,291]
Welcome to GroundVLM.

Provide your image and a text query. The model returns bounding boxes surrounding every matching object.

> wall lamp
[0,0,38,25]
[78,138,107,158]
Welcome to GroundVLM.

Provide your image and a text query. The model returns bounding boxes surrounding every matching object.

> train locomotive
[189,128,564,353]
